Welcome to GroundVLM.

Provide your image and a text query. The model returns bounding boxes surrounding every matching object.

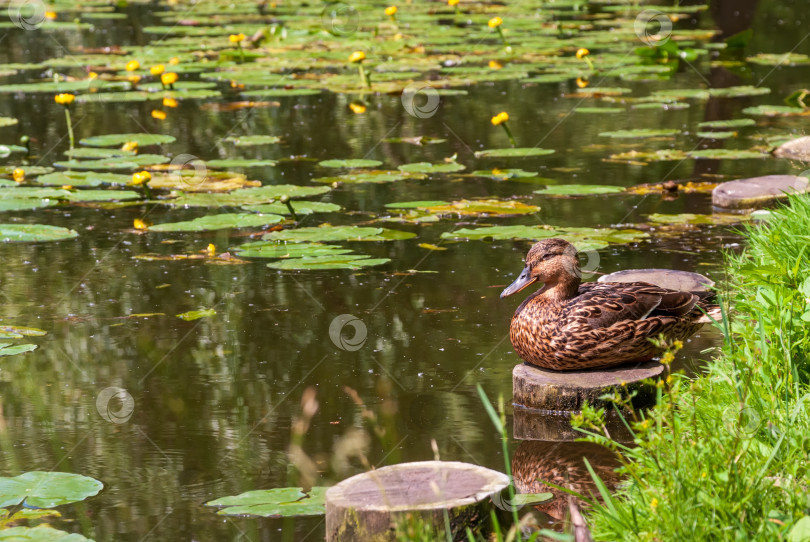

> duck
[500,238,720,371]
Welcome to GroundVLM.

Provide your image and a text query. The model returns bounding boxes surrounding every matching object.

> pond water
[0,1,808,540]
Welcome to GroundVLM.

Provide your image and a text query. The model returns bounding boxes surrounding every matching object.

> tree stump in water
[325,461,510,542]
[712,175,809,209]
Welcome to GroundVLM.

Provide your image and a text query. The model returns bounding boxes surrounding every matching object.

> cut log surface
[325,461,510,542]
[712,175,809,209]
[774,136,810,162]
[599,268,713,292]
[513,361,663,413]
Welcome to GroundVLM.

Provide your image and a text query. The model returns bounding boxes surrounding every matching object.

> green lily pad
[0,325,47,338]
[169,185,331,207]
[0,525,93,541]
[696,131,737,139]
[0,472,103,508]
[746,53,810,66]
[80,133,176,147]
[318,159,383,168]
[64,148,136,159]
[687,149,767,159]
[469,169,539,180]
[741,105,808,117]
[242,201,340,215]
[223,135,281,146]
[177,308,216,321]
[575,107,624,114]
[0,117,18,128]
[0,198,59,212]
[386,199,540,216]
[599,129,680,138]
[0,224,78,243]
[206,159,277,168]
[149,213,283,232]
[440,225,648,250]
[206,487,327,517]
[698,118,756,129]
[268,254,390,271]
[535,184,625,196]
[263,226,415,243]
[313,171,419,184]
[398,162,466,173]
[54,154,169,170]
[33,171,132,187]
[385,201,450,209]
[0,343,37,356]
[647,213,746,225]
[235,242,352,259]
[473,148,556,159]
[241,88,322,98]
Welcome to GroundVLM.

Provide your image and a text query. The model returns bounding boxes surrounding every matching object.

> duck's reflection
[511,439,622,522]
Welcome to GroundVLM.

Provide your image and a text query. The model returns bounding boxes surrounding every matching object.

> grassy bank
[578,194,810,540]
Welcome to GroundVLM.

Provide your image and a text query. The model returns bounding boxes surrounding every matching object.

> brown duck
[500,239,720,370]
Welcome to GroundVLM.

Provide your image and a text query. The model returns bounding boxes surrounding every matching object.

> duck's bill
[500,266,537,298]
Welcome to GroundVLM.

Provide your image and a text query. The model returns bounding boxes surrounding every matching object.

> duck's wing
[567,282,698,330]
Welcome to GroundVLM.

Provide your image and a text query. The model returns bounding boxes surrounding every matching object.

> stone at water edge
[774,136,810,162]
[325,461,509,542]
[599,268,714,292]
[512,361,664,413]
[712,175,809,209]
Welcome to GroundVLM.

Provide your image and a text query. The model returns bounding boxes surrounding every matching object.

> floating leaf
[262,226,415,243]
[169,185,331,207]
[469,169,539,180]
[0,224,78,243]
[647,213,747,225]
[0,472,103,508]
[473,148,555,159]
[223,135,281,146]
[176,309,216,321]
[535,184,625,196]
[687,149,767,160]
[318,159,383,168]
[0,525,93,541]
[206,487,326,517]
[0,343,37,356]
[741,105,808,117]
[241,88,322,98]
[385,201,450,209]
[0,325,47,337]
[235,242,352,259]
[386,199,539,216]
[205,159,277,168]
[148,213,284,232]
[80,133,176,147]
[268,254,390,270]
[0,117,18,128]
[696,131,736,139]
[314,171,420,184]
[599,129,680,138]
[397,162,465,173]
[698,118,756,129]
[34,171,132,187]
[243,201,340,215]
[574,107,624,114]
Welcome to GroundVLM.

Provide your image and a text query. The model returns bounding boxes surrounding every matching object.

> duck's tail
[692,290,721,323]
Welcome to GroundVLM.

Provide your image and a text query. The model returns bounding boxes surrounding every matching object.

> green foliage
[580,194,810,540]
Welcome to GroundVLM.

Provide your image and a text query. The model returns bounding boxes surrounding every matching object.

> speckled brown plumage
[500,239,720,371]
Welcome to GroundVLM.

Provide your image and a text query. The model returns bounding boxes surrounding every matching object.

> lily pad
[262,226,415,243]
[397,162,465,174]
[318,159,383,168]
[535,184,625,196]
[206,487,327,517]
[599,129,680,138]
[0,472,103,508]
[235,242,352,259]
[469,169,539,180]
[0,525,93,541]
[80,133,176,147]
[0,343,38,356]
[0,117,18,128]
[241,88,322,98]
[687,149,766,160]
[223,135,281,146]
[169,185,331,207]
[314,171,418,184]
[741,105,808,117]
[698,118,756,129]
[473,148,555,159]
[0,224,78,243]
[242,201,340,215]
[177,309,217,321]
[206,159,277,168]
[647,213,746,225]
[385,199,540,216]
[696,131,737,139]
[148,213,284,232]
[33,171,133,187]
[268,254,390,271]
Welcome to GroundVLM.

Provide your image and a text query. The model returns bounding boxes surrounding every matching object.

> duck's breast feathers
[567,281,700,329]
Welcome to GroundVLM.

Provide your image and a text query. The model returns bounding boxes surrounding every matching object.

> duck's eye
[542,253,555,260]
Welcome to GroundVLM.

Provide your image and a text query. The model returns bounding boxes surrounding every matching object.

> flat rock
[712,175,809,209]
[774,136,810,161]
[513,361,663,413]
[599,268,714,291]
[325,461,509,542]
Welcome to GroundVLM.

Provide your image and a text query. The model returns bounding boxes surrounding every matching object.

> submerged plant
[491,111,516,147]
[54,93,75,153]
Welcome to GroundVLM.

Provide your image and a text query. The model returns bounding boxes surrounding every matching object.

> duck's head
[500,238,580,298]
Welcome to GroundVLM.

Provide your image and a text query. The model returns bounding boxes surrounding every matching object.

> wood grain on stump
[599,268,713,292]
[712,175,809,209]
[325,461,509,542]
[512,361,663,413]
[774,136,810,162]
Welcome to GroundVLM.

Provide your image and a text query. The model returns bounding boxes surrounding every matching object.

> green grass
[577,194,810,541]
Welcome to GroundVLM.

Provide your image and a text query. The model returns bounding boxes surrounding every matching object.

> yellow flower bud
[12,168,24,183]
[54,93,75,106]
[488,60,502,70]
[131,171,152,185]
[169,57,180,65]
[488,17,502,28]
[448,0,459,6]
[576,48,590,59]
[161,72,178,86]
[150,64,165,76]
[348,50,366,63]
[133,218,148,231]
[385,5,397,16]
[490,111,509,125]
[121,141,138,152]
[229,33,246,43]
[125,60,140,72]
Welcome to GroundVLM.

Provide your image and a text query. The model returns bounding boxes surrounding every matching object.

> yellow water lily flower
[151,109,167,120]
[207,243,216,257]
[133,218,148,231]
[576,48,590,59]
[348,50,366,63]
[131,171,152,185]
[163,97,178,108]
[448,0,459,5]
[161,72,178,86]
[490,111,509,126]
[121,141,138,152]
[229,33,246,43]
[385,5,397,16]
[488,16,502,28]
[44,10,56,20]
[12,168,24,183]
[54,93,75,106]
[125,60,140,72]
[150,64,165,76]
[88,72,98,80]
[349,102,366,114]
[488,60,503,70]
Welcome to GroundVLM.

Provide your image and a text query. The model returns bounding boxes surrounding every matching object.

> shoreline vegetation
[576,194,810,540]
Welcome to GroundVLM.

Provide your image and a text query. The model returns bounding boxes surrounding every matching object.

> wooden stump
[513,405,633,441]
[325,461,510,542]
[512,362,664,414]
[712,175,809,209]
[774,136,810,162]
[599,268,713,291]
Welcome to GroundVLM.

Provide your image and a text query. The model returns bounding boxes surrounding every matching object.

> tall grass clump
[577,194,810,540]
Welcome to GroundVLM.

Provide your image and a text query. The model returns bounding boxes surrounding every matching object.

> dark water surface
[1,1,809,540]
